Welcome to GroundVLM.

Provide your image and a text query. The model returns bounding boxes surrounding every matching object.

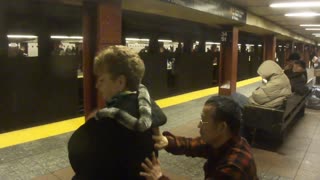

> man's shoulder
[225,138,255,167]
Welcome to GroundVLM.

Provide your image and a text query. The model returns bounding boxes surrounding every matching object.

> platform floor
[0,70,319,180]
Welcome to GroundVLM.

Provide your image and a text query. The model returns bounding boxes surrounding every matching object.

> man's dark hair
[294,60,306,70]
[204,96,242,135]
[289,53,300,61]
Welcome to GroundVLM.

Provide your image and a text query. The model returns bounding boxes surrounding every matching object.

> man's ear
[217,121,228,133]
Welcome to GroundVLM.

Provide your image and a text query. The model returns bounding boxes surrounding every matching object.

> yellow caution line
[0,117,85,148]
[156,76,261,108]
[0,76,260,148]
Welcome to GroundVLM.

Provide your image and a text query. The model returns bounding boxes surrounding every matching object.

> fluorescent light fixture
[206,42,220,45]
[285,12,320,17]
[158,39,172,42]
[306,28,320,30]
[246,44,254,46]
[9,43,18,47]
[258,44,262,47]
[125,38,149,42]
[7,35,37,39]
[278,45,282,47]
[300,24,320,27]
[270,2,320,8]
[126,38,139,41]
[51,36,83,39]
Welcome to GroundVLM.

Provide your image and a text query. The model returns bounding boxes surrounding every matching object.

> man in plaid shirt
[140,96,258,180]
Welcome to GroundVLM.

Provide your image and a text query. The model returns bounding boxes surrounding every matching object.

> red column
[218,27,239,96]
[83,2,97,119]
[304,45,310,65]
[284,41,293,65]
[263,35,276,61]
[82,0,122,119]
[96,0,122,109]
[296,43,304,58]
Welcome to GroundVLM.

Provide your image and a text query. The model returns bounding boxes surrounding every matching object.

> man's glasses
[199,119,209,126]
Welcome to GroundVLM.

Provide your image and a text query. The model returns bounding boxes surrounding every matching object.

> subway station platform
[0,72,319,180]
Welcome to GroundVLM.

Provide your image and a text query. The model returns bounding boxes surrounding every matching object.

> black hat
[294,60,306,69]
[289,53,300,61]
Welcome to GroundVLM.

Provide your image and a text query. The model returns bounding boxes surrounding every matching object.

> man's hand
[140,152,163,180]
[153,135,168,150]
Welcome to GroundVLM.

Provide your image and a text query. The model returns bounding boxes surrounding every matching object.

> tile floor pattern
[0,77,319,179]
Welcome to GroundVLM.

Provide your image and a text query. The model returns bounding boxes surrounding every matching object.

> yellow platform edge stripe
[0,76,260,148]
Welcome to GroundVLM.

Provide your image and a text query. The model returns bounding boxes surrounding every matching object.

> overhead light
[125,38,149,42]
[51,36,83,39]
[258,44,262,47]
[285,12,320,17]
[158,39,172,43]
[7,35,37,39]
[9,43,18,47]
[246,44,254,46]
[300,24,320,27]
[306,28,320,30]
[206,42,220,45]
[270,2,320,8]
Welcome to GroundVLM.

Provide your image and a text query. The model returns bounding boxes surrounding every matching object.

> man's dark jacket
[285,70,309,95]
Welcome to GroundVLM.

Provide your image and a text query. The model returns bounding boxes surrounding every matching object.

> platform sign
[220,31,232,44]
[160,0,247,23]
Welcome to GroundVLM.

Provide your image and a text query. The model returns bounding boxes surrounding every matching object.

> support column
[96,0,122,51]
[0,2,8,58]
[83,2,97,118]
[303,45,310,65]
[82,0,122,118]
[38,21,51,59]
[96,0,122,109]
[284,41,293,65]
[263,35,276,61]
[291,41,296,53]
[218,27,239,96]
[296,43,304,59]
[183,38,192,53]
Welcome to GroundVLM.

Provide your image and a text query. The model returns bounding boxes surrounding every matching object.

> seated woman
[249,60,292,108]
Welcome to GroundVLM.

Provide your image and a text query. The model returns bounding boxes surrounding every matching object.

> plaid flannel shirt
[161,131,258,180]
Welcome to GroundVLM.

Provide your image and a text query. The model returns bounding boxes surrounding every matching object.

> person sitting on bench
[249,60,292,108]
[286,60,309,95]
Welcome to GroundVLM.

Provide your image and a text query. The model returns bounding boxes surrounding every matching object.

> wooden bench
[315,69,320,85]
[243,91,311,144]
